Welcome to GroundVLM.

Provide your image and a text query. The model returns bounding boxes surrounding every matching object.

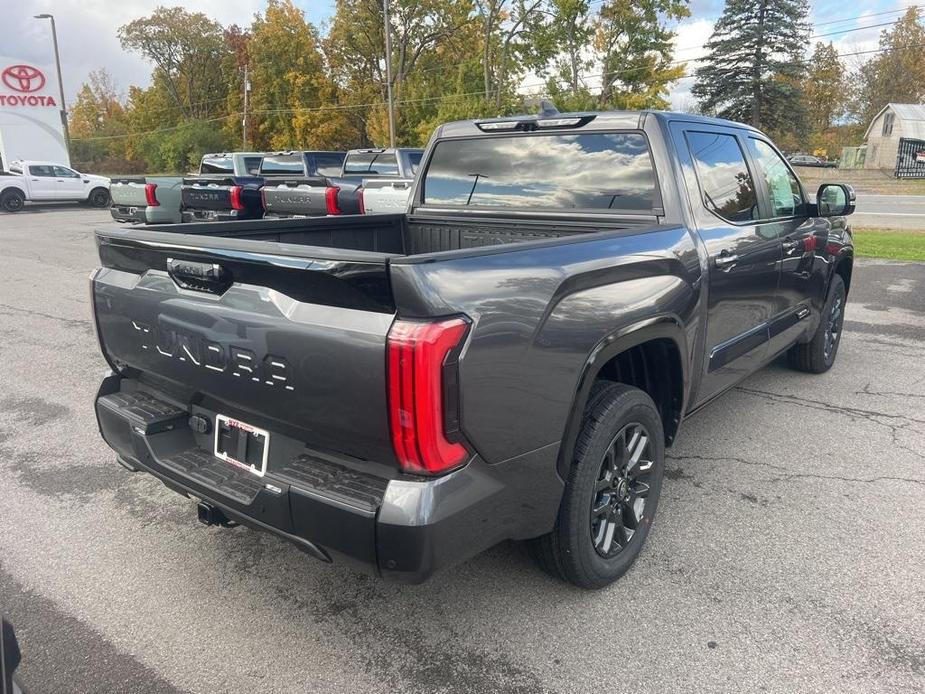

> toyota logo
[2,64,46,93]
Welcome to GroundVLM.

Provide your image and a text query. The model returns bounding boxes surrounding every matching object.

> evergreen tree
[692,0,809,135]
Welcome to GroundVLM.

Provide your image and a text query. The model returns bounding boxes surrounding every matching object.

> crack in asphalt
[0,303,92,330]
[855,382,925,400]
[668,454,925,489]
[734,386,925,426]
[734,385,925,462]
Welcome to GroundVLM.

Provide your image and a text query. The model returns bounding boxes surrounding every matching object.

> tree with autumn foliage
[851,7,925,125]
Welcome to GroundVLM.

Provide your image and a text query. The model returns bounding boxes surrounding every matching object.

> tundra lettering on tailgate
[130,320,294,391]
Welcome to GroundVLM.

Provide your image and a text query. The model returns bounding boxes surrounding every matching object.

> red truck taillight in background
[325,186,342,215]
[387,317,471,475]
[229,185,246,211]
[144,183,159,207]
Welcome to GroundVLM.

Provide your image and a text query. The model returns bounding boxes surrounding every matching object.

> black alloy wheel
[591,423,653,558]
[823,293,843,362]
[1,190,25,213]
[89,188,110,207]
[527,382,665,589]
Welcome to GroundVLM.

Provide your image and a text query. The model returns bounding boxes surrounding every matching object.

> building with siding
[863,103,925,170]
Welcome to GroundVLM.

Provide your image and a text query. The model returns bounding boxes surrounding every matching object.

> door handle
[714,251,739,271]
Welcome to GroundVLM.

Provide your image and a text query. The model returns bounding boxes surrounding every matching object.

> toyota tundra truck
[90,110,855,588]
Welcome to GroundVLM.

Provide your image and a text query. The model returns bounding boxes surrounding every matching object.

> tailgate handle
[167,257,232,294]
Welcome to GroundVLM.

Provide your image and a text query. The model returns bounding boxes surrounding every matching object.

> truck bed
[120,213,655,259]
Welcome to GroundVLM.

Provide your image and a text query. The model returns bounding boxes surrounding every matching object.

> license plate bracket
[214,415,269,477]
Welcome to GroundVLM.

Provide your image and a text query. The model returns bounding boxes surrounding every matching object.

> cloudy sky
[6,0,920,111]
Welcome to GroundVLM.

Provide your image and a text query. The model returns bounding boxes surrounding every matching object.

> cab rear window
[200,157,233,174]
[422,132,657,212]
[260,156,304,175]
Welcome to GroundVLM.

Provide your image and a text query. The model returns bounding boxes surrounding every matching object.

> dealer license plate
[214,415,269,477]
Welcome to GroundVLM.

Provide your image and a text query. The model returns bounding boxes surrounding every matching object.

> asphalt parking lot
[0,206,922,694]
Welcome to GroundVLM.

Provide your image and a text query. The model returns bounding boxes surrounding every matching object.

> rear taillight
[230,185,245,211]
[357,188,365,214]
[259,187,267,212]
[387,317,470,475]
[325,186,341,215]
[144,183,159,206]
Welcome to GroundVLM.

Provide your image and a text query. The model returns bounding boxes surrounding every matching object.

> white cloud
[5,0,276,105]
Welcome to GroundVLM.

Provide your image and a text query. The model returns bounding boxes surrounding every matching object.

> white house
[863,103,925,170]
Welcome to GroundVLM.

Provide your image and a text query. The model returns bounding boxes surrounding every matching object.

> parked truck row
[108,147,423,225]
[91,108,856,588]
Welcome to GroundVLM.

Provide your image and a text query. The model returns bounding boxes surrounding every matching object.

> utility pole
[33,14,70,157]
[242,64,250,150]
[382,0,396,148]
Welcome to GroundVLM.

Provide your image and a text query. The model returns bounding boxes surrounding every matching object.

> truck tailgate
[181,177,237,211]
[110,179,148,207]
[262,178,329,217]
[93,225,399,465]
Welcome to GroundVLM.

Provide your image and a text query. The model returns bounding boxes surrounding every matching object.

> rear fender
[556,316,689,479]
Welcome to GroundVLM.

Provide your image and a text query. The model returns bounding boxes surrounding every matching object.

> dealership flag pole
[34,14,70,157]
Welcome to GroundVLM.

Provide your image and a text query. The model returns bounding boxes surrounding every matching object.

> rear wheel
[788,274,846,374]
[88,187,110,208]
[1,189,25,213]
[528,382,665,589]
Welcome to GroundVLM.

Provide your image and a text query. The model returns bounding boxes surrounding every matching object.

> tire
[88,187,110,208]
[1,189,25,213]
[788,274,846,374]
[528,382,665,589]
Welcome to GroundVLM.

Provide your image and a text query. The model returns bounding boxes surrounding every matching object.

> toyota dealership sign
[0,58,69,168]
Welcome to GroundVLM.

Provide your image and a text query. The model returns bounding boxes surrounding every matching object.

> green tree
[326,0,477,145]
[803,42,845,133]
[247,0,329,149]
[692,0,810,135]
[118,7,232,120]
[136,120,231,172]
[546,0,594,95]
[852,7,925,124]
[594,0,689,109]
[69,69,135,171]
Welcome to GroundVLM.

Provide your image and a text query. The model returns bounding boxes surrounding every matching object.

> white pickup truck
[0,161,110,212]
[360,178,415,214]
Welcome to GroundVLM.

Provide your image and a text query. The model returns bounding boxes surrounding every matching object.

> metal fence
[895,137,925,178]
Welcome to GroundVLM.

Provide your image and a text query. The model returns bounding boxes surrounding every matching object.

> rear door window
[29,165,55,177]
[685,131,759,223]
[422,132,658,211]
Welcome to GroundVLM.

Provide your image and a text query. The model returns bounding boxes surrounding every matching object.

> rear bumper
[181,209,257,223]
[94,375,563,582]
[110,206,146,224]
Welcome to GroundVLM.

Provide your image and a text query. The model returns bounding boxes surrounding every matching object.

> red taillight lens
[325,186,341,215]
[357,188,365,214]
[144,183,159,206]
[230,185,245,210]
[387,317,470,475]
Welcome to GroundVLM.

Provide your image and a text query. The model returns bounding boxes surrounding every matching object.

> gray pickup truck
[91,110,855,588]
[110,176,184,224]
[261,148,422,217]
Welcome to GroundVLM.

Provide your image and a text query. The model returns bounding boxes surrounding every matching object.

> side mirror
[816,183,855,217]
